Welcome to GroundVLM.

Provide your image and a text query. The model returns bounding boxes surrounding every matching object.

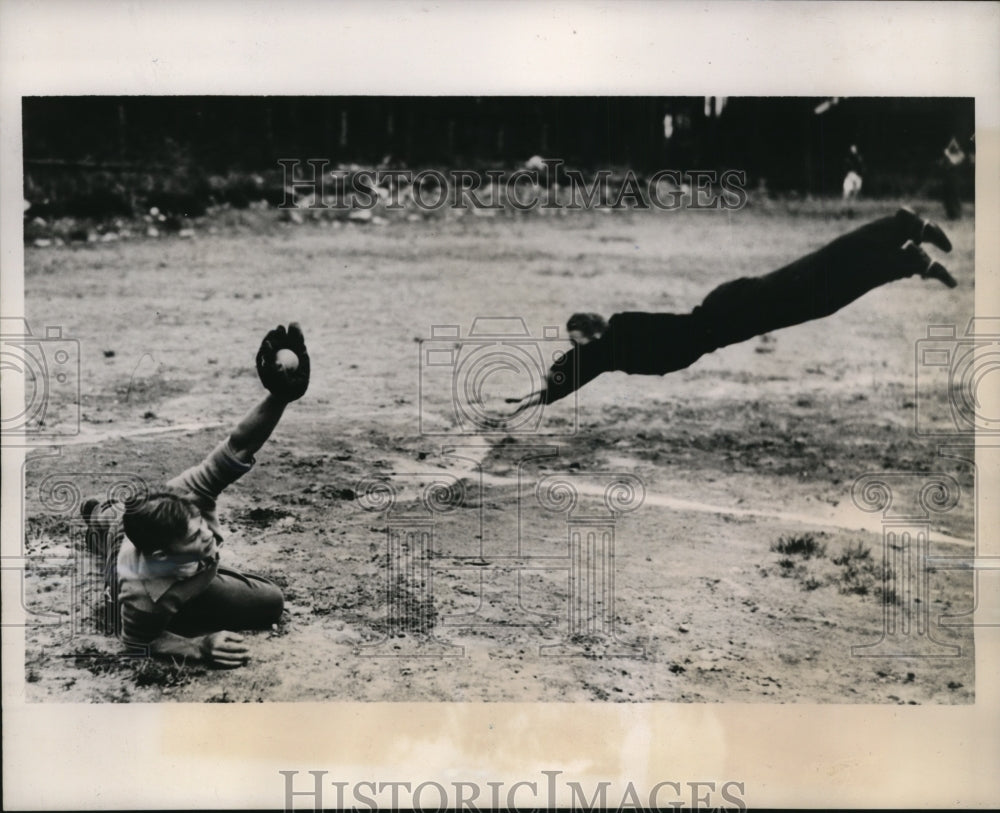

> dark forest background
[22,96,975,217]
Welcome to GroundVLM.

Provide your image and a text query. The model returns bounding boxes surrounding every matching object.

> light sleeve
[165,439,254,512]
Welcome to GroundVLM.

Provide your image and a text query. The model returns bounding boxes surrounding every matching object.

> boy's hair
[122,490,200,556]
[566,312,608,340]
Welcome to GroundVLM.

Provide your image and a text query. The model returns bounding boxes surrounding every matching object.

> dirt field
[22,198,977,703]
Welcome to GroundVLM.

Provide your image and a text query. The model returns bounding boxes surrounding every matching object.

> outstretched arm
[504,388,548,416]
[147,630,250,668]
[120,600,251,668]
[229,322,311,463]
[503,337,612,415]
[542,339,611,405]
[228,394,288,462]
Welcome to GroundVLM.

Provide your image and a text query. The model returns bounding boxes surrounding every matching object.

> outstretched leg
[691,208,955,352]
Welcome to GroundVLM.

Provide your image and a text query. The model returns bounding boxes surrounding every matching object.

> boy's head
[122,490,215,563]
[566,312,608,346]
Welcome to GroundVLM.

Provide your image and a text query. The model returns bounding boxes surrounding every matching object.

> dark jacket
[543,312,707,403]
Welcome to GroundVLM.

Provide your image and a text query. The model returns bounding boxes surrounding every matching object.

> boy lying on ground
[83,323,310,667]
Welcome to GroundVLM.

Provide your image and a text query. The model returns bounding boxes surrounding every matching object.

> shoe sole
[926,262,958,288]
[922,221,953,253]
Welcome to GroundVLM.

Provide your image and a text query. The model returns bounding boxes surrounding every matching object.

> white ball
[275,348,299,371]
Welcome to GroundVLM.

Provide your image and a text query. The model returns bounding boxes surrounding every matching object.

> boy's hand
[256,322,311,402]
[200,630,250,668]
[504,389,546,417]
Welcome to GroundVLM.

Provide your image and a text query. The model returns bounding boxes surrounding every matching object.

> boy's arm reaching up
[228,322,311,463]
[227,394,288,463]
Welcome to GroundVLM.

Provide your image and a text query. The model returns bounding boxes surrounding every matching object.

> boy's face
[151,516,218,567]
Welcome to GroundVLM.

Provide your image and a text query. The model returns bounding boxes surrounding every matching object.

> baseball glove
[256,322,311,402]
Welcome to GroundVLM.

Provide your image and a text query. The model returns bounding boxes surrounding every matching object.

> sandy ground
[21,198,976,702]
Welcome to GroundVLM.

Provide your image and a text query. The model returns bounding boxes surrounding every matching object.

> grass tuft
[771,533,827,559]
[832,541,898,604]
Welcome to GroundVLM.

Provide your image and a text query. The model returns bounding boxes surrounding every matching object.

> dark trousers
[689,208,929,353]
[167,567,283,635]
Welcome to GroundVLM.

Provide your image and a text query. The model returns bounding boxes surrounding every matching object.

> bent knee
[233,577,284,629]
[259,583,284,625]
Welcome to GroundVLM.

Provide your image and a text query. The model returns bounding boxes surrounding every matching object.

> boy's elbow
[120,631,154,656]
[120,609,165,654]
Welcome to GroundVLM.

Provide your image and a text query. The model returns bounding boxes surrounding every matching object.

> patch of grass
[67,640,207,689]
[832,540,898,604]
[132,657,205,688]
[771,533,827,559]
[776,557,803,579]
[770,534,828,589]
[832,540,873,566]
[69,641,132,675]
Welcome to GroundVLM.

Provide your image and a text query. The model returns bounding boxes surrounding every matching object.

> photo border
[2,1,998,809]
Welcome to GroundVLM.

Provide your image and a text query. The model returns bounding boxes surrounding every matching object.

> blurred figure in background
[842,143,865,217]
[941,136,967,221]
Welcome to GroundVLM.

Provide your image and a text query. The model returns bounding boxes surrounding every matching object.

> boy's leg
[691,209,954,351]
[817,206,950,256]
[82,498,126,635]
[167,567,284,635]
[82,500,123,586]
